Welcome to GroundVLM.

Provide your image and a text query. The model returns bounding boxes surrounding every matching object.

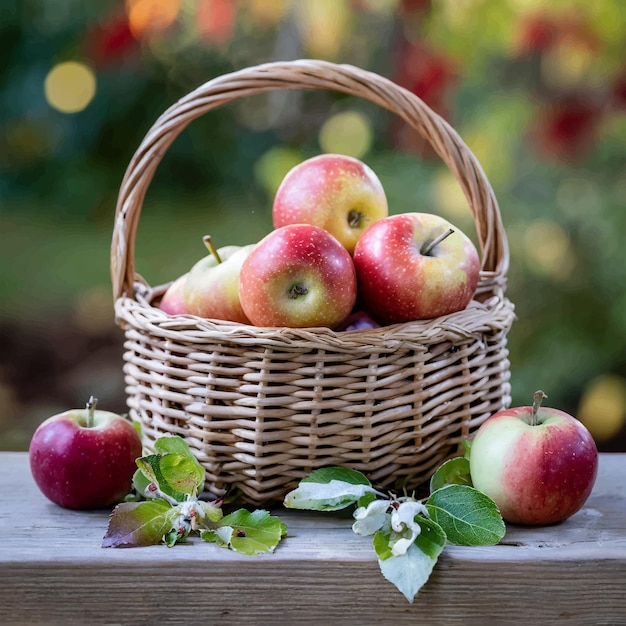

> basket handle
[111,59,509,302]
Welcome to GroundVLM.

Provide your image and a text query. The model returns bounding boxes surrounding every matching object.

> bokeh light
[318,111,373,159]
[243,0,291,26]
[293,0,351,60]
[577,375,626,442]
[254,146,303,196]
[197,0,237,45]
[521,219,576,280]
[127,0,181,38]
[44,61,97,114]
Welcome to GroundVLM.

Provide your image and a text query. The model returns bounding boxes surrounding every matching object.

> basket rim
[111,59,509,308]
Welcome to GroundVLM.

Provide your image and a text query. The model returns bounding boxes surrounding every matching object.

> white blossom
[352,499,390,536]
[390,501,429,556]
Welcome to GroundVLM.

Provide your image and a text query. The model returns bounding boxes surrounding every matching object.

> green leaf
[284,468,381,511]
[155,435,193,457]
[136,454,187,502]
[159,453,205,497]
[102,500,179,548]
[357,491,378,509]
[426,484,505,546]
[301,467,371,486]
[284,479,380,511]
[414,516,447,560]
[198,501,224,524]
[202,509,287,555]
[461,439,472,459]
[132,468,152,497]
[378,535,444,603]
[429,456,472,493]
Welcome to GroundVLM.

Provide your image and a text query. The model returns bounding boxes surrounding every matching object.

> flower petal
[352,499,390,536]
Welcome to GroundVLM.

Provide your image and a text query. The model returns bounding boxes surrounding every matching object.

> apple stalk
[531,390,548,426]
[421,227,454,257]
[86,395,98,428]
[203,235,222,264]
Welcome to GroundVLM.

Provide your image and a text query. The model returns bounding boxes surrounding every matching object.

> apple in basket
[272,153,389,254]
[469,391,598,525]
[159,273,189,315]
[184,236,255,324]
[239,223,357,328]
[29,397,142,510]
[353,212,480,324]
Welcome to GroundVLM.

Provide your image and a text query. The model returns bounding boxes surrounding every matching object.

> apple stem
[531,390,548,426]
[421,228,454,256]
[86,396,98,428]
[203,235,222,264]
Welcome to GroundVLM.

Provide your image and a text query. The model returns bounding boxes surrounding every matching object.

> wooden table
[0,452,624,625]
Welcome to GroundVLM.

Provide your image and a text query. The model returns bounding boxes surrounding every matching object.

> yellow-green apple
[184,236,255,324]
[29,397,142,510]
[239,224,357,328]
[353,212,480,324]
[469,391,598,526]
[272,153,388,254]
[159,273,188,315]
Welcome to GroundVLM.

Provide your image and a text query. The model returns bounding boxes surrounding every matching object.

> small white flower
[352,499,390,536]
[389,501,429,556]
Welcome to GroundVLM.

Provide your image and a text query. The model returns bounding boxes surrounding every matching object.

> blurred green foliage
[1,0,625,449]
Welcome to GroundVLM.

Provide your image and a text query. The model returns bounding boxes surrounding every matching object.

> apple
[352,212,480,324]
[184,236,255,324]
[159,273,188,315]
[29,397,143,510]
[239,224,357,328]
[469,391,599,526]
[272,153,388,254]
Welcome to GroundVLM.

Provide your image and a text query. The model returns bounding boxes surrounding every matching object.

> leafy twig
[102,436,287,554]
[283,453,505,603]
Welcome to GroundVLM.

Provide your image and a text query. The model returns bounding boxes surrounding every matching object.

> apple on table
[239,223,357,328]
[29,396,143,510]
[353,212,480,324]
[272,153,389,255]
[469,390,598,526]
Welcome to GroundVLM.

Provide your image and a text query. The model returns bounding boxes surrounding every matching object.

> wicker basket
[111,59,515,505]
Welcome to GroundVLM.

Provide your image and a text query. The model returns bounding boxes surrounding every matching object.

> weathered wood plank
[0,452,624,625]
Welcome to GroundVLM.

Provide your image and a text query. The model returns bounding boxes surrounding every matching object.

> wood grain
[0,452,624,625]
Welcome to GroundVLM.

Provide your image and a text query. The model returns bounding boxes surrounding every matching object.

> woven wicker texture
[111,60,515,505]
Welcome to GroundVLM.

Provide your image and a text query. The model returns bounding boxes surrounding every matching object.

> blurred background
[1,0,625,452]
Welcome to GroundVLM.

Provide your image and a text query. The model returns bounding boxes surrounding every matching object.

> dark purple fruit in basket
[29,397,142,510]
[272,154,388,255]
[184,236,255,324]
[353,212,480,324]
[240,223,357,328]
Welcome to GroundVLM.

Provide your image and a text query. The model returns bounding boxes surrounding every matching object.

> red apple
[159,273,188,315]
[29,397,142,510]
[469,391,598,526]
[184,236,255,324]
[272,153,388,254]
[239,224,357,328]
[353,212,480,324]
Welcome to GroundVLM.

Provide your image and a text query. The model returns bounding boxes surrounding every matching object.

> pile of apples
[159,153,481,330]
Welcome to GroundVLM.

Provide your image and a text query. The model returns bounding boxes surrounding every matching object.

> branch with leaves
[283,443,505,603]
[102,436,287,555]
